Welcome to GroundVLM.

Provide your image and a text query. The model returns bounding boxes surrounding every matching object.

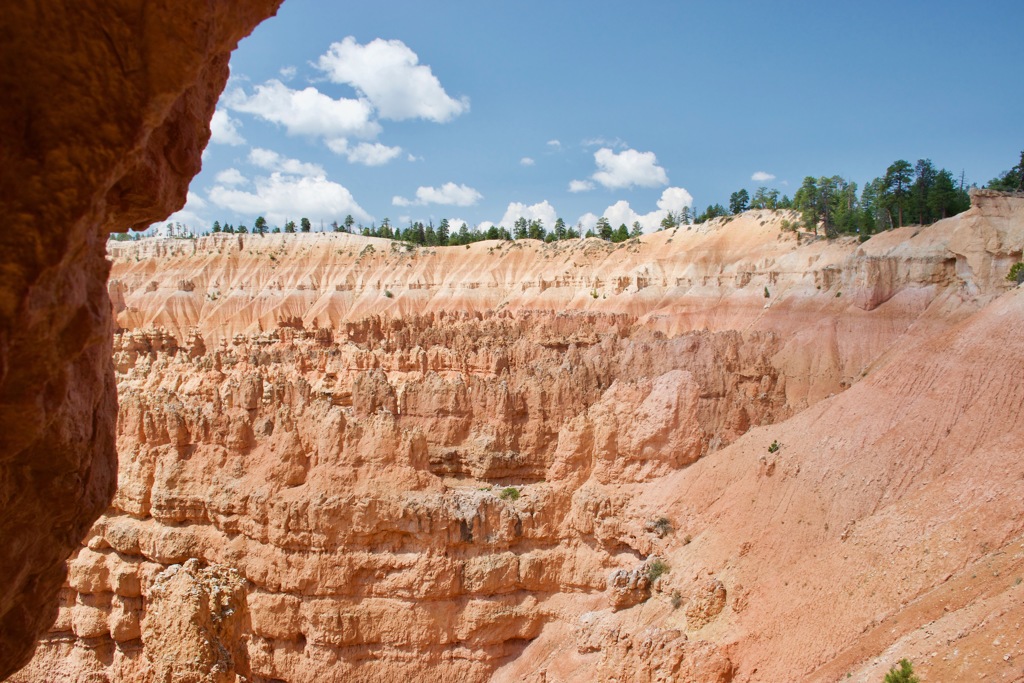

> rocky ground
[14,193,1024,682]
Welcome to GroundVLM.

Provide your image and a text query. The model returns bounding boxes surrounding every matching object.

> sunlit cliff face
[15,192,1024,682]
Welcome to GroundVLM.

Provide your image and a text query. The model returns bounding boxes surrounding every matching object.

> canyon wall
[16,194,1024,681]
[0,1,282,678]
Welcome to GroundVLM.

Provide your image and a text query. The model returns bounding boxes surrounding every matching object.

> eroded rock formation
[0,1,281,677]
[15,194,1024,681]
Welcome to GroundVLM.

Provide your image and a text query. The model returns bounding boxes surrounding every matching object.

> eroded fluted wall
[0,1,282,677]
[18,194,1024,682]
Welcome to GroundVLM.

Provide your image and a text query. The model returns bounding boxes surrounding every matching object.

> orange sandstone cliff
[15,193,1024,681]
[0,1,282,678]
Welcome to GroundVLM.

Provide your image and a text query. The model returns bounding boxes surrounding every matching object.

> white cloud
[499,200,557,230]
[547,139,561,148]
[214,168,248,186]
[577,212,599,233]
[392,182,482,207]
[576,187,693,234]
[348,142,403,166]
[163,192,209,230]
[751,171,776,182]
[657,186,694,213]
[327,139,403,166]
[225,79,380,140]
[209,172,370,225]
[184,191,206,209]
[248,147,325,177]
[591,147,669,190]
[520,157,535,166]
[279,65,297,80]
[583,136,627,149]
[210,109,245,145]
[568,179,595,193]
[407,153,423,162]
[316,36,468,122]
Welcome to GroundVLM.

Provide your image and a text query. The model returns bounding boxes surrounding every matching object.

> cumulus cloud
[568,179,595,193]
[210,109,245,145]
[591,147,669,190]
[392,182,482,207]
[547,139,561,148]
[225,40,462,164]
[751,170,776,182]
[225,79,380,141]
[657,186,694,213]
[499,200,557,230]
[214,168,247,186]
[576,187,693,234]
[184,191,207,210]
[577,212,599,233]
[248,147,325,176]
[209,172,370,225]
[316,36,468,122]
[407,153,423,162]
[327,139,403,166]
[520,157,535,166]
[348,142,403,166]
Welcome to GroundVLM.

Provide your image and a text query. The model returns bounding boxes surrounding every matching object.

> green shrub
[1008,262,1024,284]
[768,440,780,454]
[764,286,770,298]
[499,486,520,501]
[383,290,393,298]
[883,658,919,683]
[647,558,669,582]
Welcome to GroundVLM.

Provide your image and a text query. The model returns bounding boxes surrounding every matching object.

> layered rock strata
[17,194,1024,681]
[0,1,281,677]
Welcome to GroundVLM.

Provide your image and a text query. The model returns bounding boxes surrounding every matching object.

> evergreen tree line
[703,150,1023,238]
[144,150,1023,244]
[705,159,973,238]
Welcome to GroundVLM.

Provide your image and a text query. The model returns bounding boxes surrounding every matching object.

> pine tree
[883,160,914,227]
[554,217,567,240]
[729,188,749,214]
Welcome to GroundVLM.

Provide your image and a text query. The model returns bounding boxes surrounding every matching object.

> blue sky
[168,0,1024,234]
